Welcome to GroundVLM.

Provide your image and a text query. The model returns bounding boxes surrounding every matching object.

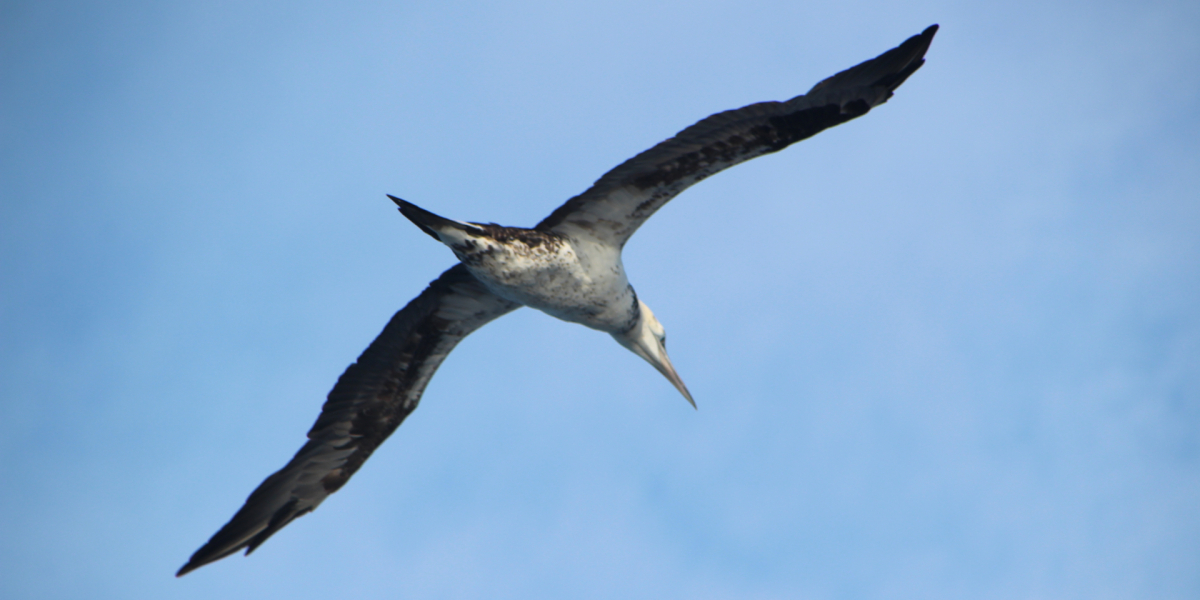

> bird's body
[178,25,938,577]
[405,207,637,333]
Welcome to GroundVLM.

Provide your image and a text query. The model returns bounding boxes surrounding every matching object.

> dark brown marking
[469,223,564,249]
[628,102,864,192]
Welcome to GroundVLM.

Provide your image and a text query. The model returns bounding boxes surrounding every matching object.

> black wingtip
[386,194,406,208]
[175,538,245,577]
[176,552,203,577]
[176,553,218,578]
[867,24,939,94]
[805,25,939,98]
[908,24,939,66]
[914,24,939,58]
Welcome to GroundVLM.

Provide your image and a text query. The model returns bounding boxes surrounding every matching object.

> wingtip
[174,544,240,577]
[916,24,939,53]
[900,24,939,61]
[387,194,407,209]
[912,24,940,62]
[804,25,939,97]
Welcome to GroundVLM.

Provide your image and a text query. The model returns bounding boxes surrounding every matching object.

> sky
[1,1,1198,598]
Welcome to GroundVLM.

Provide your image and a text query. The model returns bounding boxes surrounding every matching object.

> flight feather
[536,24,937,247]
[177,265,518,576]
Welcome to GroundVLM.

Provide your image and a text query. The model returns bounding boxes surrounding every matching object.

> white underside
[449,233,636,333]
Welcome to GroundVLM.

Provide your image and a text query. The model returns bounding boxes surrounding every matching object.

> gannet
[178,25,937,576]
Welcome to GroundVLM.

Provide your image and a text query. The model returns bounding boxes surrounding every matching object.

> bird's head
[612,299,695,408]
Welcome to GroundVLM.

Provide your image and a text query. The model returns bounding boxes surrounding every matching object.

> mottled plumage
[178,25,937,577]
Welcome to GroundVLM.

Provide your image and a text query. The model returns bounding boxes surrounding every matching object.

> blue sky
[2,1,1197,598]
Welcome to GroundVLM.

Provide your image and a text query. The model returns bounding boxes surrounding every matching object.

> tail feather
[388,195,480,242]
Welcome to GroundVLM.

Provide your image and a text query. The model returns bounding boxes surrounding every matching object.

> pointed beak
[656,352,696,409]
[614,317,696,409]
[639,342,694,409]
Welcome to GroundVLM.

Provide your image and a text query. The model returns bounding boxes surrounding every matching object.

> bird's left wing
[536,25,937,247]
[177,264,519,576]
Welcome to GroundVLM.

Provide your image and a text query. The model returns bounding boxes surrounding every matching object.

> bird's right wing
[178,264,519,576]
[536,25,937,248]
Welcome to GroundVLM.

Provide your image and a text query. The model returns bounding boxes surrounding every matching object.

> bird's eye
[660,334,667,347]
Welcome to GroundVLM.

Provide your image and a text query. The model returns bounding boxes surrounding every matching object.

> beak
[643,341,695,409]
[657,352,695,409]
[613,318,696,409]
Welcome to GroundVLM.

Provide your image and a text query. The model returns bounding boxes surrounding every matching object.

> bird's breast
[451,230,633,332]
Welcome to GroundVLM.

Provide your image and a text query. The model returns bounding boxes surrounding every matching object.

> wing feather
[536,25,937,247]
[177,265,519,576]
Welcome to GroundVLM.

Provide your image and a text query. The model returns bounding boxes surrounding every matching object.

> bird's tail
[389,195,484,243]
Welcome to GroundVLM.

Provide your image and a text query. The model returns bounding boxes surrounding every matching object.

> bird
[177,24,937,577]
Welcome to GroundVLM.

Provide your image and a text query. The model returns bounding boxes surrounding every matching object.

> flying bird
[178,24,937,576]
